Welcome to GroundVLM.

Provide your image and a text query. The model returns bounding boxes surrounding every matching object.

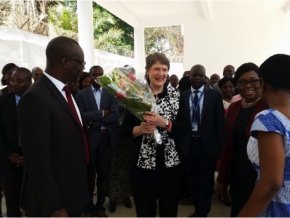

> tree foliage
[92,2,134,57]
[48,1,77,31]
[0,1,11,25]
[48,1,134,57]
[0,0,183,60]
[145,26,183,58]
[0,0,56,35]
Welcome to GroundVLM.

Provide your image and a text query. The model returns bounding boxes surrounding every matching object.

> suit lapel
[100,89,107,110]
[42,76,81,130]
[185,90,191,121]
[7,93,18,132]
[88,88,99,111]
[8,93,17,118]
[201,88,209,124]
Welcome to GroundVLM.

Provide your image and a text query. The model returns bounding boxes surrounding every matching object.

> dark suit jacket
[17,75,88,216]
[76,86,119,151]
[0,94,23,176]
[0,94,22,156]
[179,87,224,158]
[0,96,8,177]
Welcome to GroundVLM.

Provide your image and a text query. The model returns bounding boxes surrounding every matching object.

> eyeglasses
[66,57,86,67]
[237,78,260,87]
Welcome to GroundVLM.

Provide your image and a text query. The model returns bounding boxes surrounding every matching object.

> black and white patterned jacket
[136,86,181,170]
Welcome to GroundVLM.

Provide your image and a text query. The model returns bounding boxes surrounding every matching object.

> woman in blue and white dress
[239,54,290,217]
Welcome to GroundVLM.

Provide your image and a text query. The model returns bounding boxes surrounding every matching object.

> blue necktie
[193,90,199,109]
[192,90,200,126]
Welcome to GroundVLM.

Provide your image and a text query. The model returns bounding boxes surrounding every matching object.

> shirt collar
[191,85,204,93]
[91,85,102,92]
[43,71,66,93]
[14,94,21,105]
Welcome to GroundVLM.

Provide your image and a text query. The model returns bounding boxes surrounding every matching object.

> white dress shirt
[43,72,83,125]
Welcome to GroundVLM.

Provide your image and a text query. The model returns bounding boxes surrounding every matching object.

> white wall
[0,26,134,87]
[0,26,184,87]
[0,26,137,73]
[0,26,48,72]
[183,1,290,76]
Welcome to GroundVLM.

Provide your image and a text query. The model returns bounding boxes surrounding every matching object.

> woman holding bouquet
[122,52,190,217]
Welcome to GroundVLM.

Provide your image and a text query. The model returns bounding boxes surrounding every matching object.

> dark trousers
[87,132,112,212]
[179,167,191,200]
[230,179,256,217]
[131,166,181,217]
[187,138,216,217]
[0,176,3,216]
[3,164,23,217]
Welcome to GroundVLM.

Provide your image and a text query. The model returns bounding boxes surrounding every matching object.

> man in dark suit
[17,36,89,217]
[0,63,18,96]
[76,65,119,217]
[0,95,4,217]
[0,67,32,216]
[0,99,4,217]
[180,65,224,216]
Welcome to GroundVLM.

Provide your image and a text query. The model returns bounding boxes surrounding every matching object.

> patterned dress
[247,109,290,217]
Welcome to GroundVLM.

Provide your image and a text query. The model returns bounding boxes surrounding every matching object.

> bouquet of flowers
[97,67,162,144]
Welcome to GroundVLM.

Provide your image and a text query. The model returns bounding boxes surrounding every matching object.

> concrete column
[77,0,94,71]
[134,26,145,78]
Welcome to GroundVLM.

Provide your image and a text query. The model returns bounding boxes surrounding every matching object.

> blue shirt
[91,86,102,110]
[15,94,21,105]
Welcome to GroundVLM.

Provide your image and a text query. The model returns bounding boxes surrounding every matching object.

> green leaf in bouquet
[112,68,123,82]
[98,75,112,87]
[98,67,155,121]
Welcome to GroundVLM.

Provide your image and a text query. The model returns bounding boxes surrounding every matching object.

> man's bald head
[46,36,82,65]
[31,67,43,82]
[223,65,235,78]
[45,36,85,84]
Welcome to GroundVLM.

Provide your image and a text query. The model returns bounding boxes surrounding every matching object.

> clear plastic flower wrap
[97,67,162,144]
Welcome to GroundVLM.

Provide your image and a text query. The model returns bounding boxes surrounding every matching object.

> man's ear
[61,57,70,69]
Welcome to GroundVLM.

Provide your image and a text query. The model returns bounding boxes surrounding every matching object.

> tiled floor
[1,194,230,217]
[103,172,231,217]
[105,193,231,217]
[1,172,231,217]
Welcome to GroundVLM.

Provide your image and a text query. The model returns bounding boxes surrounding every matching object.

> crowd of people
[0,36,290,217]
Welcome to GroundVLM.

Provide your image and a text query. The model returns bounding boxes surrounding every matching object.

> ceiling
[95,0,290,27]
[93,0,290,75]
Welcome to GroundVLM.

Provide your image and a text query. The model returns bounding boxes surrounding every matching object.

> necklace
[242,97,261,108]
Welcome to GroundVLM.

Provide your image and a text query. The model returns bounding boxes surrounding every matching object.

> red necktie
[63,85,90,164]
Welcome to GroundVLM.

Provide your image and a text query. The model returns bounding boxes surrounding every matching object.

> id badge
[192,122,198,132]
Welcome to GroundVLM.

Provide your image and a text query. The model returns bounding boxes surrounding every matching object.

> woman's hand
[140,121,155,134]
[143,112,166,128]
[133,121,156,137]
